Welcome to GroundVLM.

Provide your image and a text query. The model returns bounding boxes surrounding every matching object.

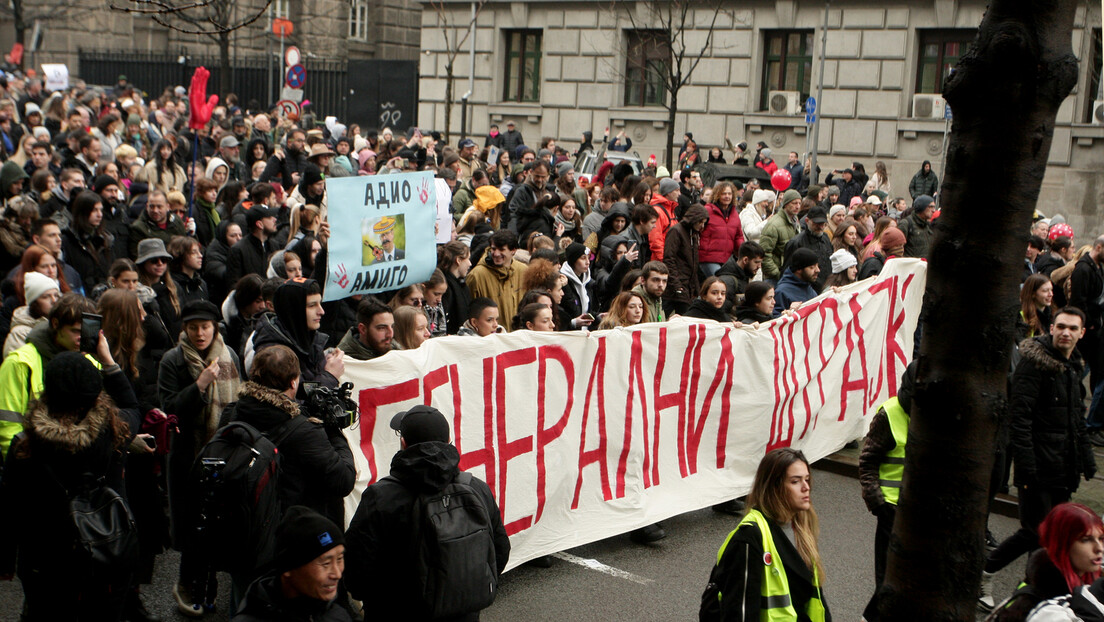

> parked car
[698,163,773,188]
[574,150,644,185]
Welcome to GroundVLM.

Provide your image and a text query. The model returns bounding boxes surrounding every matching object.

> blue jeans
[1088,380,1104,432]
[700,262,722,277]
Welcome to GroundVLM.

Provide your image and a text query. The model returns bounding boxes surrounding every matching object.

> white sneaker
[977,570,996,611]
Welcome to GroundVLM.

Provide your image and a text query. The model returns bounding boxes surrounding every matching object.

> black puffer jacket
[442,270,472,335]
[662,221,700,305]
[234,574,353,621]
[344,441,510,622]
[227,381,355,527]
[684,298,729,322]
[204,219,236,304]
[61,226,112,289]
[592,234,633,312]
[1009,336,1095,490]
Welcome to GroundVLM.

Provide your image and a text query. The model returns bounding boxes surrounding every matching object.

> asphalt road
[0,466,1024,621]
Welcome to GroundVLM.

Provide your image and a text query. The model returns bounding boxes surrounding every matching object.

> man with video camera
[229,343,355,528]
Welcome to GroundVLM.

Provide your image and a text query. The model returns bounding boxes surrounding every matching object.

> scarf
[555,211,578,233]
[180,331,241,452]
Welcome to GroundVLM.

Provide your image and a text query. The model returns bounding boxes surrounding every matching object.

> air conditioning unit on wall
[1092,100,1104,125]
[769,90,801,115]
[912,94,946,119]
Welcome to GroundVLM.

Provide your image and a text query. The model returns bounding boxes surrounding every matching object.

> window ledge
[1071,124,1104,139]
[608,107,669,123]
[489,104,542,125]
[743,114,808,128]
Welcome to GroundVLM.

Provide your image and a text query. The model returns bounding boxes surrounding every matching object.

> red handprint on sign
[418,178,431,204]
[334,263,350,289]
[188,67,219,130]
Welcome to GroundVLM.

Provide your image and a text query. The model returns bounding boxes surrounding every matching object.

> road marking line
[551,552,655,585]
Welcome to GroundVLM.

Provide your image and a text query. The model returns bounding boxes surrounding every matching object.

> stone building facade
[418,0,1104,235]
[0,0,421,69]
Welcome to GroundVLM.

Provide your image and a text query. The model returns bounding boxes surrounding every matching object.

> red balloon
[770,169,792,192]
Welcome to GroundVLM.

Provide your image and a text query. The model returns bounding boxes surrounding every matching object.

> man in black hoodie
[344,405,510,621]
[249,278,344,396]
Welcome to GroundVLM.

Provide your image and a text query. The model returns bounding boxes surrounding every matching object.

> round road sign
[285,46,300,67]
[277,100,301,120]
[285,64,307,89]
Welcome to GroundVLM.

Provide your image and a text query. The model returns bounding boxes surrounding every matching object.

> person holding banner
[701,448,830,622]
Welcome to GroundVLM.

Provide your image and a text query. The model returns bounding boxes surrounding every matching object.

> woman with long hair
[286,204,322,250]
[62,190,113,287]
[1019,273,1055,341]
[831,218,863,262]
[825,249,858,289]
[517,302,555,331]
[684,276,730,323]
[862,217,897,260]
[992,503,1104,620]
[734,281,777,324]
[598,291,646,329]
[142,138,186,195]
[702,448,829,621]
[392,304,431,349]
[701,181,746,276]
[136,238,181,337]
[437,241,472,335]
[869,160,891,195]
[388,284,424,311]
[168,236,209,307]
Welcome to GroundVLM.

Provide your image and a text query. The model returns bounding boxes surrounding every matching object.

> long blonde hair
[746,448,824,579]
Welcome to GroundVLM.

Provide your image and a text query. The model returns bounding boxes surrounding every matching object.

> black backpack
[61,474,139,579]
[190,419,289,575]
[400,471,499,618]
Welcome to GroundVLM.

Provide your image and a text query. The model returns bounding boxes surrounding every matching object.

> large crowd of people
[0,68,1094,622]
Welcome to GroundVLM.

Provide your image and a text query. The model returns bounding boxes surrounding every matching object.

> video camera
[302,382,358,430]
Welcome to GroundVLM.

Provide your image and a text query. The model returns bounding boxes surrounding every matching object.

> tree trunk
[665,88,677,170]
[219,31,232,101]
[873,2,1079,620]
[443,63,454,144]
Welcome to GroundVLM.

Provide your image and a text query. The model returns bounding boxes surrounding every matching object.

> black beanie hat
[93,174,118,195]
[564,242,587,268]
[790,248,820,272]
[275,506,345,573]
[45,351,102,415]
[301,163,324,188]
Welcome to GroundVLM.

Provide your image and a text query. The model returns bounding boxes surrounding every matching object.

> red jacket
[698,202,746,264]
[756,159,778,176]
[648,195,678,262]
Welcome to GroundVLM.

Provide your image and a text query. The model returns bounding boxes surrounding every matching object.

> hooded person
[247,278,343,397]
[908,160,939,199]
[287,163,328,223]
[559,243,593,328]
[859,227,907,280]
[344,405,510,620]
[586,201,633,252]
[0,350,142,621]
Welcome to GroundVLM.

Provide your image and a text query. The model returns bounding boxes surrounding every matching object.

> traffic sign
[284,46,300,67]
[805,96,816,114]
[276,100,301,120]
[280,86,304,103]
[272,18,293,37]
[806,113,816,125]
[285,64,306,89]
[944,104,953,121]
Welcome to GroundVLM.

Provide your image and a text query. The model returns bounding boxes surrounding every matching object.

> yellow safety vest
[0,344,101,458]
[715,509,826,622]
[877,397,909,506]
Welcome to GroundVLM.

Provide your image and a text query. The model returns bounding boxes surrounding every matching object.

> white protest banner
[435,178,453,244]
[342,259,926,570]
[322,172,437,302]
[42,64,69,91]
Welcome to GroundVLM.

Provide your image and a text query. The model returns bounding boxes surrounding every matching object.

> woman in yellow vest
[700,447,829,621]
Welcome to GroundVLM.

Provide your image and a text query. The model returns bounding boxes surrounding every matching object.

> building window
[349,0,369,41]
[625,30,669,107]
[916,30,975,94]
[1088,28,1102,122]
[503,30,542,103]
[760,30,813,110]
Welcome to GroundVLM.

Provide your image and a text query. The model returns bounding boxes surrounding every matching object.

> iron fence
[77,49,349,121]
